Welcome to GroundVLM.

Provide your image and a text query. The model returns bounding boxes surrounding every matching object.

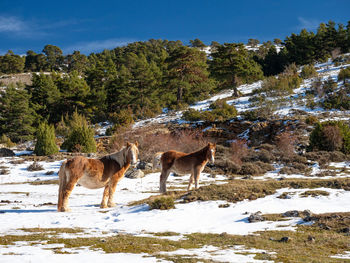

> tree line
[0,20,350,143]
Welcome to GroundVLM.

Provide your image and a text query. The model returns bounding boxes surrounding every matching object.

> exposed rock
[125,168,145,179]
[248,211,265,223]
[303,209,313,217]
[0,148,15,157]
[279,236,292,243]
[341,227,350,233]
[137,161,153,170]
[283,210,299,217]
[307,235,315,242]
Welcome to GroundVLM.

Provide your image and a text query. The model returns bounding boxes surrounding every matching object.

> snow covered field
[1,153,350,262]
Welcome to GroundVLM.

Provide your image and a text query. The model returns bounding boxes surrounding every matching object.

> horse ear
[126,142,131,147]
[135,141,139,147]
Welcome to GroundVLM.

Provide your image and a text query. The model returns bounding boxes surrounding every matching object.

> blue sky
[0,0,349,55]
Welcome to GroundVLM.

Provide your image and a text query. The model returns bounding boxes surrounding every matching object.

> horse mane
[104,147,127,168]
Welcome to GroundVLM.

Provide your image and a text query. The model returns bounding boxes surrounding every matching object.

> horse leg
[159,168,171,193]
[100,185,110,208]
[107,175,122,208]
[194,167,202,190]
[59,172,79,212]
[187,173,194,191]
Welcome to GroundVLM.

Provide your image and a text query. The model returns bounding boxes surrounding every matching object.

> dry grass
[1,210,349,262]
[130,178,350,206]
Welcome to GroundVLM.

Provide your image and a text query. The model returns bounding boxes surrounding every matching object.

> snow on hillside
[133,58,350,130]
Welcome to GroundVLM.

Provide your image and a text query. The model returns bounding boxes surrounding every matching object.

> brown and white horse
[57,142,139,212]
[154,142,216,193]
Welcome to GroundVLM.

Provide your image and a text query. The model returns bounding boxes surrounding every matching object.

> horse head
[126,141,139,167]
[206,142,216,164]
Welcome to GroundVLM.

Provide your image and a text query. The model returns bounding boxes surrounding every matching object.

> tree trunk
[232,75,239,97]
[177,86,183,104]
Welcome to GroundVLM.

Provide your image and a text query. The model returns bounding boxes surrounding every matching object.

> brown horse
[57,142,139,212]
[154,142,216,193]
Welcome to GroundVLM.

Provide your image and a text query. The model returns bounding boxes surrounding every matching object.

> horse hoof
[107,203,116,208]
[58,207,71,212]
[100,204,108,209]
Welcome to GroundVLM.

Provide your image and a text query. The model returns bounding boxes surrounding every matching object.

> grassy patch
[28,179,59,185]
[300,190,330,197]
[130,177,350,206]
[148,196,175,210]
[1,219,350,262]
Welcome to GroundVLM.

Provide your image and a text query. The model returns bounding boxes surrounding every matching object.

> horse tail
[153,152,163,171]
[57,160,67,211]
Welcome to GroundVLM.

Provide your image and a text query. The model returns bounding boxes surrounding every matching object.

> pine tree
[34,122,59,156]
[166,46,214,106]
[0,83,35,142]
[55,71,90,117]
[27,73,61,123]
[61,111,96,153]
[189,38,206,48]
[0,50,25,74]
[210,43,263,96]
[42,44,63,71]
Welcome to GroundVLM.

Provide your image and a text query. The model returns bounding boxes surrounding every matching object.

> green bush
[305,115,318,125]
[34,122,59,156]
[148,197,175,210]
[309,121,350,154]
[258,72,301,97]
[61,111,96,153]
[0,134,16,148]
[106,109,135,135]
[338,67,350,84]
[300,64,317,79]
[182,100,237,122]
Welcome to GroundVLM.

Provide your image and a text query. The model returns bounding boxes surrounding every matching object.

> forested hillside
[0,20,350,143]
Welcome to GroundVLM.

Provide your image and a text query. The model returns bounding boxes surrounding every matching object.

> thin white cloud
[63,38,136,54]
[0,15,85,38]
[0,16,25,32]
[297,17,321,31]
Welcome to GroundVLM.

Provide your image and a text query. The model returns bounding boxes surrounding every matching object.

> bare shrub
[255,161,274,173]
[230,139,248,165]
[275,131,297,157]
[239,162,262,175]
[27,162,44,171]
[322,125,343,151]
[258,149,274,163]
[329,151,346,162]
[259,143,275,152]
[331,47,341,60]
[109,126,207,162]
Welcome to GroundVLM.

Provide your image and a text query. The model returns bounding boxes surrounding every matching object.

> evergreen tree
[189,38,206,48]
[66,51,89,74]
[61,111,96,153]
[248,39,259,47]
[34,122,59,156]
[284,29,316,65]
[0,50,25,74]
[0,83,35,142]
[42,45,63,71]
[55,71,90,117]
[166,46,214,106]
[210,43,263,96]
[27,73,61,123]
